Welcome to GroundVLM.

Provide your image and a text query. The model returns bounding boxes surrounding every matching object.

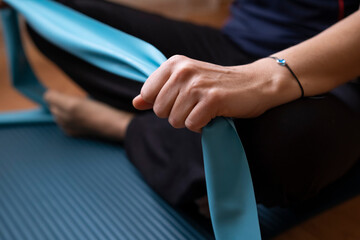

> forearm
[243,10,360,113]
[135,10,360,132]
[261,10,360,105]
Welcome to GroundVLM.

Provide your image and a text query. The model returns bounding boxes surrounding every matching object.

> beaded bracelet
[268,56,304,98]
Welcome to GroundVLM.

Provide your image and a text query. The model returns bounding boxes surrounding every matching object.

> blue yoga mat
[0,123,212,240]
[1,124,358,239]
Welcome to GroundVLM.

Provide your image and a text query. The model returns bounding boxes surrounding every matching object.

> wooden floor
[0,1,359,239]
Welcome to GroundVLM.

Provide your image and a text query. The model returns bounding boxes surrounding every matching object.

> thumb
[133,95,153,110]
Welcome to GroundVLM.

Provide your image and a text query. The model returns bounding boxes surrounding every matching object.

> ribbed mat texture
[1,124,359,239]
[0,124,210,240]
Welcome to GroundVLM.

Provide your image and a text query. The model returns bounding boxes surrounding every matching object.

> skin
[44,91,134,141]
[133,10,360,132]
[3,1,356,139]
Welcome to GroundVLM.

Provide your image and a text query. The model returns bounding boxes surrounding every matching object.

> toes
[44,90,79,112]
[49,104,71,123]
[54,116,83,137]
[44,90,60,105]
[49,106,61,118]
[44,90,91,138]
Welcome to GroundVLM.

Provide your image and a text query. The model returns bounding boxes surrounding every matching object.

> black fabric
[222,0,360,58]
[27,0,360,209]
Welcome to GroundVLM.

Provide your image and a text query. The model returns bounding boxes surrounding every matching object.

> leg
[235,82,360,206]
[44,91,134,141]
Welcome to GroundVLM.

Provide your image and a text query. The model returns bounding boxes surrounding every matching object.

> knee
[250,155,327,207]
[236,98,359,206]
[247,136,353,207]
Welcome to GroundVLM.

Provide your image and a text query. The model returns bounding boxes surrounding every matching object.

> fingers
[139,55,193,104]
[133,55,218,133]
[140,60,172,105]
[132,95,153,110]
[152,74,182,118]
[185,101,213,133]
[167,90,197,129]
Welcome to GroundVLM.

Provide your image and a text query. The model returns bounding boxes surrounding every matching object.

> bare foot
[44,90,134,141]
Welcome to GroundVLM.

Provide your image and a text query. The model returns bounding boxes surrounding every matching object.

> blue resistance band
[1,0,261,238]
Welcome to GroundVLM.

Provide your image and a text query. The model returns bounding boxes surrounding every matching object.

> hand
[133,55,292,132]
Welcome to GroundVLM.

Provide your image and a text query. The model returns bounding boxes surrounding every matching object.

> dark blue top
[222,0,360,58]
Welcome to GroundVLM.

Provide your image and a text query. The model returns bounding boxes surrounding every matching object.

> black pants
[28,0,360,209]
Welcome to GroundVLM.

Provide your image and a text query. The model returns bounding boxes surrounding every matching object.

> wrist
[248,58,302,110]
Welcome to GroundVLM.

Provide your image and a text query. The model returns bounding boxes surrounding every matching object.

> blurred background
[0,0,359,239]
